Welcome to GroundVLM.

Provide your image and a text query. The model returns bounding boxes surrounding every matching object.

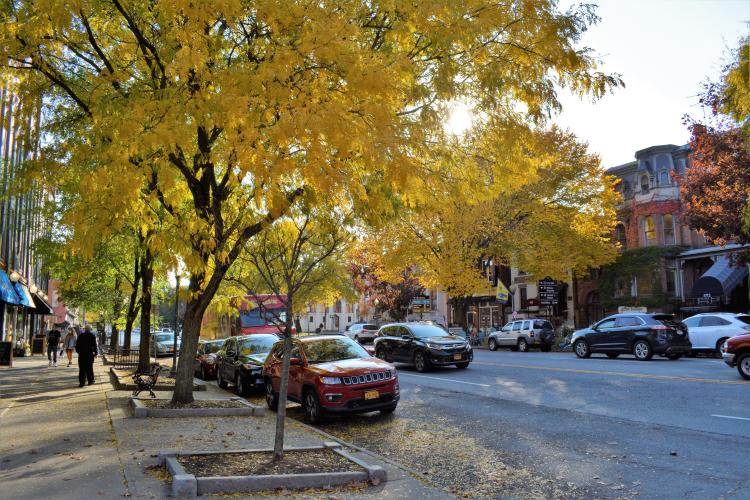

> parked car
[263,335,398,424]
[344,323,379,344]
[681,313,750,354]
[150,332,180,357]
[216,334,278,396]
[193,339,224,380]
[572,313,691,361]
[722,332,750,380]
[487,318,555,352]
[373,323,472,372]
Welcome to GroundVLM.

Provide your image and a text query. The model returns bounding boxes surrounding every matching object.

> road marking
[471,361,747,385]
[0,401,15,418]
[399,373,491,387]
[711,414,750,421]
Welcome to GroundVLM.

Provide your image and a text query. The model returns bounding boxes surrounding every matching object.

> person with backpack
[47,328,62,367]
[75,325,98,387]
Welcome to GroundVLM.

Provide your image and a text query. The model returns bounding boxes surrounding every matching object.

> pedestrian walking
[75,325,98,387]
[62,328,76,367]
[47,327,62,367]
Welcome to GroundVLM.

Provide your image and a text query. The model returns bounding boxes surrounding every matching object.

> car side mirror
[401,335,412,341]
[290,357,303,366]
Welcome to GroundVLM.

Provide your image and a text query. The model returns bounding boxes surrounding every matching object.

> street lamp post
[171,273,180,375]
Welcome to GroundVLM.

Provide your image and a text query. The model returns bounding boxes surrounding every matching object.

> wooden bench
[132,362,161,398]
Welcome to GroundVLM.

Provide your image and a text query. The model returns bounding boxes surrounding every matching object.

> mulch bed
[178,448,363,477]
[139,399,247,410]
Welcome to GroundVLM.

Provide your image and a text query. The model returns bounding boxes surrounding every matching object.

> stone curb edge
[129,397,266,418]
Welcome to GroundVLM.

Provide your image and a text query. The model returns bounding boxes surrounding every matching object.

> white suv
[345,323,379,344]
[681,313,750,353]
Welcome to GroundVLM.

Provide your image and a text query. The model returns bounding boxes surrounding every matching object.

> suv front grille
[341,370,393,385]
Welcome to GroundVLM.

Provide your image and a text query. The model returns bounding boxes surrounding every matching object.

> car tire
[217,369,228,389]
[201,366,207,380]
[265,379,279,410]
[413,351,429,372]
[455,362,470,369]
[606,353,619,359]
[666,353,682,360]
[574,340,591,358]
[380,404,397,415]
[716,338,729,355]
[633,340,653,361]
[303,389,324,424]
[375,346,389,362]
[737,353,750,381]
[488,338,498,351]
[517,338,529,352]
[236,374,249,397]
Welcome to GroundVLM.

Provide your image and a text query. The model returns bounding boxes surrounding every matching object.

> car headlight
[426,342,442,349]
[320,376,342,385]
[156,342,165,349]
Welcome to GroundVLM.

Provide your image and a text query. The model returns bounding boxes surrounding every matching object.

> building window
[644,216,656,245]
[659,170,670,185]
[614,277,628,298]
[640,175,650,193]
[519,286,528,309]
[666,268,676,295]
[309,316,314,323]
[663,214,675,245]
[614,223,627,249]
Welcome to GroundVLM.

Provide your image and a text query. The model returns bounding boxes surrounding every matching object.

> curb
[130,397,265,418]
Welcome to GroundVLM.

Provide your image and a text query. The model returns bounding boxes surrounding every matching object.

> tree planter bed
[158,442,386,497]
[110,367,207,392]
[130,397,265,418]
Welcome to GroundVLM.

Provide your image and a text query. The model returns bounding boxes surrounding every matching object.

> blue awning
[13,282,35,309]
[0,270,22,305]
[691,256,749,298]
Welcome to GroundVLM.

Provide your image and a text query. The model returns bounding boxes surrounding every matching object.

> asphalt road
[234,349,750,498]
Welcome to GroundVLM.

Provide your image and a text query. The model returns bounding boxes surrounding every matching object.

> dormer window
[640,175,650,193]
[659,170,670,186]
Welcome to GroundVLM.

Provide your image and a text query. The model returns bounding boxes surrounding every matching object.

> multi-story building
[0,87,55,349]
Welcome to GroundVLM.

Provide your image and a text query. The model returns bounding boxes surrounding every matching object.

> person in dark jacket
[47,328,62,367]
[75,325,98,387]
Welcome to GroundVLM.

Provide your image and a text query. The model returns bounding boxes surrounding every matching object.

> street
[241,349,749,498]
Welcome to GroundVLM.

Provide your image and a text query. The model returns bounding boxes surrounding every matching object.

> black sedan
[215,334,278,396]
[572,313,691,361]
[373,323,472,372]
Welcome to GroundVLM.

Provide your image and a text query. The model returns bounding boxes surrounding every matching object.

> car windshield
[303,338,370,363]
[408,324,450,338]
[153,334,173,343]
[237,336,277,356]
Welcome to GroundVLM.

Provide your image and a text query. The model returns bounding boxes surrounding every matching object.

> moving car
[681,313,750,354]
[722,332,750,380]
[572,313,691,361]
[215,334,278,396]
[150,331,180,357]
[487,318,555,352]
[344,323,379,344]
[373,322,472,372]
[263,335,398,424]
[193,339,224,380]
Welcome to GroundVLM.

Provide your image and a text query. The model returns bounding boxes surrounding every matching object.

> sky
[554,0,749,168]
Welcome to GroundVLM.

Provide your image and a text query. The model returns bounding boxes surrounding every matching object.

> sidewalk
[1,354,451,499]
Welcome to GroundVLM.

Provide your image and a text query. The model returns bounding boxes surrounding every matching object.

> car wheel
[413,351,429,372]
[303,389,324,424]
[217,369,228,389]
[488,338,498,351]
[265,379,279,410]
[236,374,249,397]
[380,404,397,415]
[737,353,750,381]
[633,340,653,361]
[375,346,389,362]
[666,353,682,360]
[606,353,619,359]
[574,340,591,358]
[716,338,729,355]
[517,338,529,352]
[455,362,470,369]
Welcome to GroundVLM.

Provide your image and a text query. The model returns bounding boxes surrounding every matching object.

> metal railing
[112,348,139,369]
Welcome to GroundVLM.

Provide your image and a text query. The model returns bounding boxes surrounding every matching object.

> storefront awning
[690,256,748,298]
[0,270,22,305]
[13,282,35,309]
[32,292,54,315]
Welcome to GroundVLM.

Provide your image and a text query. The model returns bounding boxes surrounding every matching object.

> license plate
[453,354,462,360]
[364,390,379,400]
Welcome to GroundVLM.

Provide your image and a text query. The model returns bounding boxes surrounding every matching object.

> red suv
[263,335,399,424]
[722,332,750,380]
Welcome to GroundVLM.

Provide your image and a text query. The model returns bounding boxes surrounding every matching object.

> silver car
[345,323,379,344]
[150,332,181,357]
[488,319,555,352]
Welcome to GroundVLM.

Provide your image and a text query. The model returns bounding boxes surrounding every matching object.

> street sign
[411,297,430,306]
[538,278,558,306]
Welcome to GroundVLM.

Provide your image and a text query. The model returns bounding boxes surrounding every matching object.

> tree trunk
[273,297,294,461]
[137,247,154,373]
[109,276,123,353]
[123,254,141,350]
[451,296,471,329]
